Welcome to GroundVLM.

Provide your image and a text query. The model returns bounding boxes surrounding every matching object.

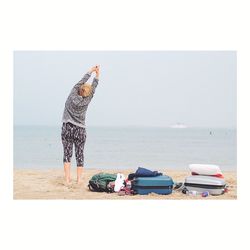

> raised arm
[72,66,97,91]
[90,65,100,96]
[80,66,100,105]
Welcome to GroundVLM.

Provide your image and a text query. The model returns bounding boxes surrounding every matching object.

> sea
[14,126,237,171]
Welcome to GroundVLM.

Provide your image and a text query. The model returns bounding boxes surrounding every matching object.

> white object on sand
[114,173,125,192]
[189,164,223,177]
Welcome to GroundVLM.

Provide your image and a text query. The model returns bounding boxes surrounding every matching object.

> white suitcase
[189,164,223,178]
[184,175,226,195]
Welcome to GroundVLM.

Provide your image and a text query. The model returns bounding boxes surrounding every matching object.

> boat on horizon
[169,123,187,129]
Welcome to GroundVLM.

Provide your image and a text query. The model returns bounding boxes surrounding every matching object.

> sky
[14,51,236,128]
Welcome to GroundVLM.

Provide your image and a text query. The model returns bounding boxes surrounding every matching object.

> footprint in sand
[50,177,72,188]
[48,175,87,191]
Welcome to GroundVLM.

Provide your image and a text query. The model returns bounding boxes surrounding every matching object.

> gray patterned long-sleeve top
[62,72,99,128]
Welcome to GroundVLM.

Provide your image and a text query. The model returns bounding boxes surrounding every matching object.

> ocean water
[14,126,237,171]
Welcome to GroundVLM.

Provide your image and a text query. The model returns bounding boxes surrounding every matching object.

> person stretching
[61,65,100,184]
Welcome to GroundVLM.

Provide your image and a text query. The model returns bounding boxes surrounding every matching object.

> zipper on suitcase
[185,183,225,189]
[133,185,173,190]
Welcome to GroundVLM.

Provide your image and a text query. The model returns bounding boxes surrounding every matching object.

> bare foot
[64,179,73,187]
[77,179,83,185]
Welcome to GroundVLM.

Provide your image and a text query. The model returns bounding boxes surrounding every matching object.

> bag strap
[88,180,100,192]
[88,183,95,191]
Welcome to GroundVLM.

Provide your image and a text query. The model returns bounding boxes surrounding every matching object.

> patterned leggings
[61,122,86,167]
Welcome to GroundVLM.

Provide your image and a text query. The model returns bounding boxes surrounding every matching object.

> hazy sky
[14,51,236,128]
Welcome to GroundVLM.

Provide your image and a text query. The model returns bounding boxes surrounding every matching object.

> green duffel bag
[88,173,117,193]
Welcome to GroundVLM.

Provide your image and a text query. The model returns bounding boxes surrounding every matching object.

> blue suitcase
[132,175,174,195]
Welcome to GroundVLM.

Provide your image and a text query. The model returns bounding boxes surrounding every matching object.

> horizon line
[13,124,237,129]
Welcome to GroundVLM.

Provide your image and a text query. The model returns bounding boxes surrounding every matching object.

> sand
[13,168,237,200]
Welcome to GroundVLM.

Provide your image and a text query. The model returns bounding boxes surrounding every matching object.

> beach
[13,168,237,200]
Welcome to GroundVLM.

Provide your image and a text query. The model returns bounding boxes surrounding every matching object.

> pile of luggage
[128,167,174,195]
[182,164,228,196]
[88,167,174,196]
[88,165,228,197]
